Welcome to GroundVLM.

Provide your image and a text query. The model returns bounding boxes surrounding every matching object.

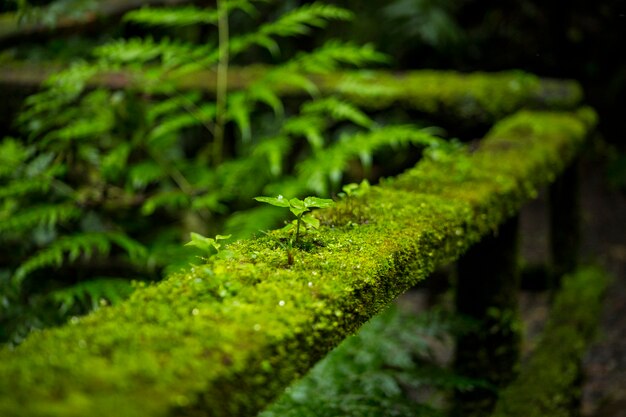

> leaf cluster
[2,0,452,345]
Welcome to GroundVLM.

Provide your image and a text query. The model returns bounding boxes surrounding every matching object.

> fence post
[454,214,521,417]
[549,157,581,288]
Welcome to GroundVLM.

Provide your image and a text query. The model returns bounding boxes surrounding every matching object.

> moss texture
[0,108,595,417]
[0,60,582,125]
[492,266,608,417]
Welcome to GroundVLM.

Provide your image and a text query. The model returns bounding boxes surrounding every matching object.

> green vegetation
[0,0,448,346]
[0,2,608,416]
[254,195,334,247]
[0,108,594,417]
[260,304,480,417]
[493,266,608,417]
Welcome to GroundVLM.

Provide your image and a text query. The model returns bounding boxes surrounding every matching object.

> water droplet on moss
[192,308,200,316]
[278,300,285,307]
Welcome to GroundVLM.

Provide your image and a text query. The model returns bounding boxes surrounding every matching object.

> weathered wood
[454,214,522,417]
[0,61,584,126]
[0,109,594,417]
[0,0,192,49]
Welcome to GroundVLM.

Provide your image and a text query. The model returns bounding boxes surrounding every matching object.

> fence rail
[0,69,599,417]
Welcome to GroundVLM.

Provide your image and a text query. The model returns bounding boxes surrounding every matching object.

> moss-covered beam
[0,109,595,417]
[491,266,608,417]
[0,61,582,124]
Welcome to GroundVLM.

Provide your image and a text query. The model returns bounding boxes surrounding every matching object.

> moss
[321,70,583,123]
[492,266,608,417]
[0,109,595,417]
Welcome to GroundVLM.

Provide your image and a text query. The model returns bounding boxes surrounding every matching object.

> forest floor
[519,150,626,417]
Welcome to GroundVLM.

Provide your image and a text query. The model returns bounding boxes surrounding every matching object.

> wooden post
[454,215,522,417]
[549,158,581,288]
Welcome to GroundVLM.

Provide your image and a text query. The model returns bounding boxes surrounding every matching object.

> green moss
[492,266,608,417]
[0,109,595,417]
[322,70,583,123]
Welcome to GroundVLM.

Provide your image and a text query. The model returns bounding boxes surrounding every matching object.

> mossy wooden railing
[0,69,600,417]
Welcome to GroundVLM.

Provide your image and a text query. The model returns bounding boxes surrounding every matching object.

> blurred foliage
[0,0,449,345]
[260,304,486,417]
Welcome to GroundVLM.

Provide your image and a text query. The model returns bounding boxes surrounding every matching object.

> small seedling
[338,179,370,200]
[185,233,232,259]
[254,195,334,248]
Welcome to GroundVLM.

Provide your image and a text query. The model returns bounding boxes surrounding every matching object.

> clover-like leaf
[254,195,290,207]
[301,214,320,229]
[288,197,309,217]
[303,196,335,209]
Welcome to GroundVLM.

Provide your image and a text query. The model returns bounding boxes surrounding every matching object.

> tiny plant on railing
[185,233,233,260]
[255,195,334,264]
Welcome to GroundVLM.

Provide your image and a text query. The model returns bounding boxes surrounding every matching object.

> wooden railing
[0,69,603,417]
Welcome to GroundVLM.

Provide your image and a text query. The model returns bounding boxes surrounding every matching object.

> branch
[0,0,193,49]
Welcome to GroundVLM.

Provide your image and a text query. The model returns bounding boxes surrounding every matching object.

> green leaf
[300,214,320,229]
[288,198,309,217]
[254,195,291,208]
[303,196,335,208]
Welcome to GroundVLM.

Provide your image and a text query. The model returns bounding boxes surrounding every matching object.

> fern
[0,138,34,178]
[0,204,82,237]
[302,97,374,129]
[231,2,353,56]
[50,278,136,314]
[286,40,389,73]
[93,37,217,69]
[297,125,445,194]
[13,232,147,284]
[123,1,258,28]
[261,305,478,417]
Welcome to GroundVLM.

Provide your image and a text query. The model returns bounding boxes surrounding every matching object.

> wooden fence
[0,68,603,417]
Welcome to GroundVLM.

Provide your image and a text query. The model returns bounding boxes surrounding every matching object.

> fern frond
[252,136,291,177]
[297,125,444,194]
[19,62,98,125]
[106,232,149,263]
[146,92,202,124]
[247,83,284,117]
[148,103,216,144]
[41,110,114,145]
[230,2,353,55]
[50,278,136,314]
[141,190,190,215]
[302,97,374,128]
[282,114,326,150]
[227,92,252,142]
[123,1,257,28]
[124,6,220,27]
[13,232,147,284]
[93,37,216,69]
[256,2,352,36]
[0,204,82,237]
[0,138,35,178]
[13,233,112,284]
[287,40,389,73]
[128,161,166,190]
[0,178,51,199]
